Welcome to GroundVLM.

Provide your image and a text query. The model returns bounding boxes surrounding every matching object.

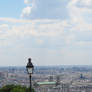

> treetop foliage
[0,85,35,92]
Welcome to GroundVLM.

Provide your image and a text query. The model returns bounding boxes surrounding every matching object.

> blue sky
[0,0,25,18]
[0,0,92,66]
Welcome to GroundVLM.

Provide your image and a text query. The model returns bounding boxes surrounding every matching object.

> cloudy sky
[0,0,92,66]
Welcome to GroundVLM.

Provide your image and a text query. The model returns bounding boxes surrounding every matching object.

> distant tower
[80,74,85,79]
[49,76,53,82]
[56,75,60,85]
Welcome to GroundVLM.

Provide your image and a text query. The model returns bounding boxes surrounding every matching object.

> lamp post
[26,58,34,92]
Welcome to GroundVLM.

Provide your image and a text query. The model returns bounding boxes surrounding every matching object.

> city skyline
[0,0,92,66]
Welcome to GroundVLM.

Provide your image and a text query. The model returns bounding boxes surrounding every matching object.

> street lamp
[26,58,34,92]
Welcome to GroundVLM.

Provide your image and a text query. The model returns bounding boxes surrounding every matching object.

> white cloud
[0,17,59,24]
[0,24,9,39]
[64,34,75,45]
[67,0,92,32]
[0,24,9,31]
[75,41,92,47]
[78,0,92,8]
[0,18,68,38]
[36,39,43,45]
[24,0,32,4]
[0,18,69,49]
[22,0,69,19]
[67,0,84,23]
[21,6,32,18]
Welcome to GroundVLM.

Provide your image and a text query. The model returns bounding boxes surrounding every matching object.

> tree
[0,85,35,92]
[27,88,35,92]
[10,88,25,92]
[0,85,15,92]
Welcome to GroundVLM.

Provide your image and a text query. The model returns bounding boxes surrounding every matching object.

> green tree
[26,88,35,92]
[10,88,25,92]
[0,85,35,92]
[0,85,14,92]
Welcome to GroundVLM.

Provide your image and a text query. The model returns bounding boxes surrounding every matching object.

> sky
[0,0,92,66]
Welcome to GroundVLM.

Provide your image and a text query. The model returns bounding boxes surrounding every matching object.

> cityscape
[0,65,92,92]
[0,0,92,92]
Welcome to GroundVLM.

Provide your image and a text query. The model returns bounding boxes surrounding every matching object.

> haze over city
[0,0,92,66]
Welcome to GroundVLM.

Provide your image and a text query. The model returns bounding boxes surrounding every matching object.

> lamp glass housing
[27,67,33,74]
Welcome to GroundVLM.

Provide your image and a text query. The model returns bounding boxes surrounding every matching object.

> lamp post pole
[29,75,32,92]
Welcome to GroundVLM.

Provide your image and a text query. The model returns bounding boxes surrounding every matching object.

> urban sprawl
[0,66,92,92]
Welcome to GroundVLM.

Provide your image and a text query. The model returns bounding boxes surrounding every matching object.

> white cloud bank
[21,0,70,19]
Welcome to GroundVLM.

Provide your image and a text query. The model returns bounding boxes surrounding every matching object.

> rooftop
[37,81,56,85]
